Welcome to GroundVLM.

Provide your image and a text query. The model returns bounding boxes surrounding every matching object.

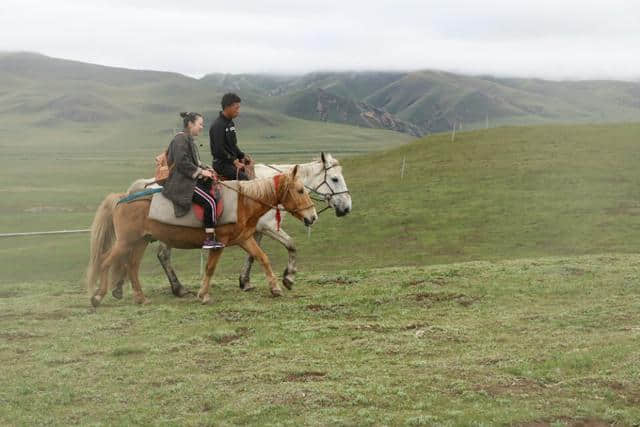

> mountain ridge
[3,51,640,135]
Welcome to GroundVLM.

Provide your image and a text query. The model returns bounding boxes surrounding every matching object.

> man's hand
[233,159,245,170]
[243,155,252,165]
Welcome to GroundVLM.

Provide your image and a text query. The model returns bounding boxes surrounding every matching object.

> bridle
[266,162,350,215]
[218,174,315,230]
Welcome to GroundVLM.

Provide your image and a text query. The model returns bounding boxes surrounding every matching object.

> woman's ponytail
[180,111,202,128]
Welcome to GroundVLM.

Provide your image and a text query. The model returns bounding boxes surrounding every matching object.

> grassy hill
[3,122,640,286]
[6,52,640,137]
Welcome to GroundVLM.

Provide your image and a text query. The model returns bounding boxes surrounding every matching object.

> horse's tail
[86,193,122,295]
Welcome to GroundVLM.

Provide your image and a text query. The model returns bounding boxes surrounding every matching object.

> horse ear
[291,165,299,178]
[320,152,326,165]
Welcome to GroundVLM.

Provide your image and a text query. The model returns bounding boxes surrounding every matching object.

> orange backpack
[154,150,173,185]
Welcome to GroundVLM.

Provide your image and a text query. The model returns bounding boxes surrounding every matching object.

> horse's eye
[298,189,304,194]
[331,177,339,183]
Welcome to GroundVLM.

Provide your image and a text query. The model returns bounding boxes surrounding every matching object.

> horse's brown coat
[86,167,316,306]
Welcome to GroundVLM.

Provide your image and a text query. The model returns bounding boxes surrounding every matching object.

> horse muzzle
[304,214,317,227]
[335,206,351,217]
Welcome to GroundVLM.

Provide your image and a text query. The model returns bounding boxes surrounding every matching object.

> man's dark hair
[221,93,241,109]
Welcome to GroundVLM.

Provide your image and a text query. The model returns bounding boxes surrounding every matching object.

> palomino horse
[86,166,317,306]
[118,153,351,298]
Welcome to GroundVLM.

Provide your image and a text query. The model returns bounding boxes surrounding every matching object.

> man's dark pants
[213,161,249,181]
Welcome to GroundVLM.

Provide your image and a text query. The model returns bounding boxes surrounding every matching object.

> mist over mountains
[2,52,640,136]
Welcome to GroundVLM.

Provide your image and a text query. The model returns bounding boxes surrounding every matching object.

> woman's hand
[201,169,214,179]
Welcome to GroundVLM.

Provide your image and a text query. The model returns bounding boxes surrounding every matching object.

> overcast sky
[1,0,638,80]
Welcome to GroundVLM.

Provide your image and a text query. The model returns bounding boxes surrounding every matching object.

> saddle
[148,181,240,228]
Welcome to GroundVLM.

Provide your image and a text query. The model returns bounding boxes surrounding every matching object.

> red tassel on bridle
[273,174,282,231]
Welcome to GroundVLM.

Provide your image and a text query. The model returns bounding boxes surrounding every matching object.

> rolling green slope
[2,122,640,284]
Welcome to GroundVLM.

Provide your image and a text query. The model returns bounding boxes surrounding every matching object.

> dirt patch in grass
[477,356,509,366]
[415,291,465,302]
[404,322,428,330]
[306,303,347,313]
[32,310,72,321]
[414,292,482,306]
[46,358,83,366]
[217,309,264,322]
[605,381,640,404]
[353,323,394,333]
[475,377,543,397]
[0,331,47,341]
[209,327,252,345]
[563,267,588,276]
[404,278,427,286]
[0,310,73,321]
[413,326,469,343]
[0,289,20,298]
[314,275,360,285]
[284,371,327,382]
[111,346,146,357]
[516,417,611,427]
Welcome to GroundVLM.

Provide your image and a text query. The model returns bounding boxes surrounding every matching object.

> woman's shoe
[202,238,225,250]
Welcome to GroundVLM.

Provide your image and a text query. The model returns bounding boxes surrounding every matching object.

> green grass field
[3,121,640,425]
[1,255,639,425]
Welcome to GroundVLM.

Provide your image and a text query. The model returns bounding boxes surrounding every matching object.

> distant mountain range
[2,52,640,136]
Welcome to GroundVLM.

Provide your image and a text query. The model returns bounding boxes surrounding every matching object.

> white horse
[112,152,351,299]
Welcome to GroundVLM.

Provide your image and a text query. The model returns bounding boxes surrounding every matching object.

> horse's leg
[127,241,150,304]
[91,241,129,307]
[261,228,297,290]
[238,232,263,291]
[239,236,283,297]
[157,243,189,297]
[197,249,224,305]
[111,260,127,300]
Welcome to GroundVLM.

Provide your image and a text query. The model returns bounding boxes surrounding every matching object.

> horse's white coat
[239,153,352,287]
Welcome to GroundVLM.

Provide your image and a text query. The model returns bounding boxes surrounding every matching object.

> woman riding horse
[86,150,318,306]
[162,112,223,250]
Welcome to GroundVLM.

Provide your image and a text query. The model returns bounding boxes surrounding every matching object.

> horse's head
[310,152,352,217]
[277,165,317,227]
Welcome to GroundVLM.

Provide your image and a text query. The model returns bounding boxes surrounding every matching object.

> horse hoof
[197,291,211,304]
[112,288,123,300]
[282,268,295,290]
[172,286,190,298]
[239,276,246,290]
[270,288,283,297]
[282,276,294,290]
[242,284,255,292]
[135,297,150,305]
[90,295,102,307]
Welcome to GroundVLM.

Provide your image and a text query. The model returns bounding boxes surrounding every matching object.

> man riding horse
[210,93,252,181]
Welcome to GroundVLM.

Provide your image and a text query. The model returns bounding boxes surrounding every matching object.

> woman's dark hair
[221,93,241,109]
[180,111,202,128]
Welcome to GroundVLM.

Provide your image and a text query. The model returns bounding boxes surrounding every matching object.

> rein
[217,174,314,231]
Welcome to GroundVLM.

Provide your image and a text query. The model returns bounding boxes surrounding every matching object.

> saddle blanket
[148,181,239,228]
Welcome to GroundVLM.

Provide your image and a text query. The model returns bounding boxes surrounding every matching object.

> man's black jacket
[209,111,244,165]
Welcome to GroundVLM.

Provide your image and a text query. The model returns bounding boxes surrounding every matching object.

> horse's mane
[238,175,279,202]
[266,158,341,181]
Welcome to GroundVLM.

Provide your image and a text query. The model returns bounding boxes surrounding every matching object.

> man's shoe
[202,238,225,250]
